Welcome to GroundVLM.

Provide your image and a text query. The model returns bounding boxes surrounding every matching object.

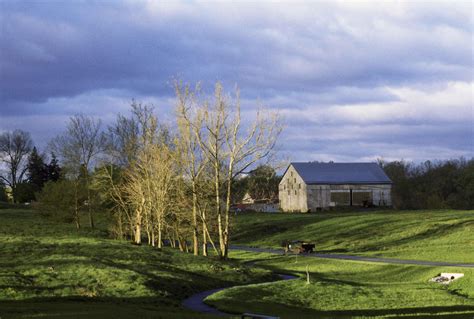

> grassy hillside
[206,251,474,318]
[0,209,271,319]
[232,210,474,263]
[2,208,473,318]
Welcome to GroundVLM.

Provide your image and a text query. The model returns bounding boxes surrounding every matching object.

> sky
[0,0,473,163]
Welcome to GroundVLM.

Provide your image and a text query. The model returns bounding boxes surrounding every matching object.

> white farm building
[279,162,392,212]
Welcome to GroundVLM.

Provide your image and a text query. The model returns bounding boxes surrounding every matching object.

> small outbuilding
[279,162,392,212]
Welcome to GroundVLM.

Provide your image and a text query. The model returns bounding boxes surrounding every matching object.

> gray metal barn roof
[290,162,392,185]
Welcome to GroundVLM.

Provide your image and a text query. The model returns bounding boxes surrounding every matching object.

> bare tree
[221,91,282,257]
[106,113,140,167]
[105,101,163,167]
[50,114,106,228]
[0,130,33,202]
[195,170,220,256]
[102,102,158,241]
[143,143,175,248]
[121,138,175,247]
[105,103,175,246]
[92,164,132,239]
[188,82,282,258]
[97,84,282,258]
[175,81,208,255]
[123,164,146,244]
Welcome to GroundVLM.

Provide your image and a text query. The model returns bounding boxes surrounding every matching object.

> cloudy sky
[1,0,472,162]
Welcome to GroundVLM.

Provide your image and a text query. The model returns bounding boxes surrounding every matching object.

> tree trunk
[171,233,176,248]
[88,209,94,229]
[192,183,199,256]
[206,226,219,255]
[86,173,94,228]
[203,219,219,255]
[214,164,225,258]
[223,161,234,258]
[185,241,189,253]
[157,218,162,249]
[74,207,81,230]
[134,222,141,244]
[151,228,155,247]
[176,228,185,252]
[11,178,17,204]
[134,207,142,245]
[74,183,81,230]
[117,213,124,240]
[202,218,208,256]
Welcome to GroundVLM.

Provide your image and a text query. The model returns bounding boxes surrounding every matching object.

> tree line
[0,82,282,259]
[380,159,474,210]
[1,82,472,259]
[0,131,61,203]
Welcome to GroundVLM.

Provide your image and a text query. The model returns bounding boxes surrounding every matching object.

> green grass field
[1,207,473,318]
[206,251,474,318]
[232,209,474,263]
[0,209,272,319]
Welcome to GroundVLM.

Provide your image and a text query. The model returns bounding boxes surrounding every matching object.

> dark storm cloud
[0,1,472,161]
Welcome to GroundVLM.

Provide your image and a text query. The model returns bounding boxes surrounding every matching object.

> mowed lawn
[206,251,474,318]
[0,209,272,319]
[232,210,474,263]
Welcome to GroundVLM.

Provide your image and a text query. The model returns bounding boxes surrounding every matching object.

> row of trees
[3,82,471,260]
[0,131,61,203]
[232,165,281,203]
[93,83,282,258]
[1,82,282,259]
[0,130,33,202]
[381,158,474,210]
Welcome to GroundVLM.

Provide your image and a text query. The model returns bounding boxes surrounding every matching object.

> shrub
[36,180,86,223]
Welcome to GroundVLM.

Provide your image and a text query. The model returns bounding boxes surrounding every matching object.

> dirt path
[182,287,231,316]
[182,273,298,317]
[230,245,474,268]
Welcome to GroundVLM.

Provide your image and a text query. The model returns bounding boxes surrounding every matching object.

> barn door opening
[330,191,350,206]
[352,191,373,206]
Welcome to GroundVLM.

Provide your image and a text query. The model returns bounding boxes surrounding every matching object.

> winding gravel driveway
[230,245,474,268]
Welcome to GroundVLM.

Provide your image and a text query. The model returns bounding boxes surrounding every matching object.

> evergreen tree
[23,150,62,202]
[27,147,47,192]
[46,153,61,182]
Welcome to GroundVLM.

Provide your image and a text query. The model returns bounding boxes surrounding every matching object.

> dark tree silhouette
[27,147,48,193]
[0,130,33,202]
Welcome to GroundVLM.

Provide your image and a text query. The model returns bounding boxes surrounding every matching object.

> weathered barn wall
[279,165,308,212]
[306,185,331,210]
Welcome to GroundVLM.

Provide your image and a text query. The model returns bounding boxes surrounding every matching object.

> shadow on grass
[0,240,275,311]
[233,211,473,259]
[2,295,474,319]
[211,299,474,319]
[244,257,372,287]
[357,219,474,252]
[0,296,222,319]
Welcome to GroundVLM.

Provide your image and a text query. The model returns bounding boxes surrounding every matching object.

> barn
[279,162,392,212]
